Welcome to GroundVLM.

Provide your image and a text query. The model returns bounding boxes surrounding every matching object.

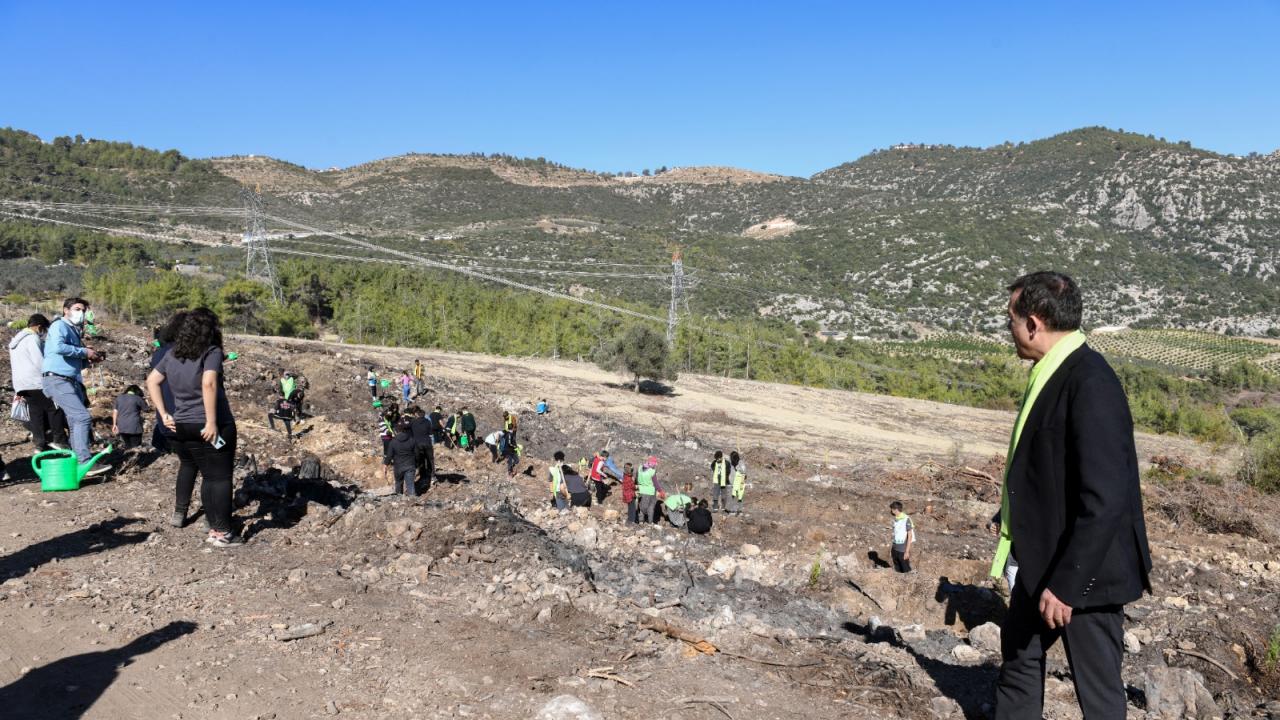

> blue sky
[2,1,1277,176]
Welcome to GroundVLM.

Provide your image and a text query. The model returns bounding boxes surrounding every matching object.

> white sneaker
[84,464,112,478]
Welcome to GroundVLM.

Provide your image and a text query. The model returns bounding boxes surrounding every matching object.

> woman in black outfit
[146,308,241,547]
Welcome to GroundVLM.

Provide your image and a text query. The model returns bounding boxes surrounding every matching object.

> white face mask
[69,309,85,325]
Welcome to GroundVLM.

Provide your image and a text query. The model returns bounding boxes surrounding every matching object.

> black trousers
[119,433,142,450]
[416,446,434,491]
[171,423,237,533]
[996,585,1126,720]
[891,546,912,573]
[18,389,67,449]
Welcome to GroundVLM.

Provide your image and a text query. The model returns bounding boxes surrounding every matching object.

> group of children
[543,447,752,536]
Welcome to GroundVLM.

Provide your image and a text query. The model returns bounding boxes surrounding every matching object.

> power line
[264,212,670,325]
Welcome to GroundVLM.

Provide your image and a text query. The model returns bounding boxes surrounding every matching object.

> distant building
[173,263,203,276]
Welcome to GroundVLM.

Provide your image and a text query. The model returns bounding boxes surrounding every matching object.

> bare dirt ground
[1,325,1277,720]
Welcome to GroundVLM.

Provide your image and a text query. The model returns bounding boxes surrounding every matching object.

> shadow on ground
[0,516,151,583]
[0,621,197,720]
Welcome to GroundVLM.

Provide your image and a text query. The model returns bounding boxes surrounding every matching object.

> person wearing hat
[8,313,69,451]
[636,456,664,524]
[383,416,419,497]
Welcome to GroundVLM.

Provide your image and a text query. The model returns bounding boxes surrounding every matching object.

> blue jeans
[42,375,92,462]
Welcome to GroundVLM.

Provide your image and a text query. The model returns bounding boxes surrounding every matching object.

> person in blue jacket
[41,297,110,477]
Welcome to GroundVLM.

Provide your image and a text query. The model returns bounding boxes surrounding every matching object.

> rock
[1132,627,1154,645]
[286,568,308,584]
[930,696,962,718]
[835,553,861,575]
[331,598,347,610]
[1163,596,1189,610]
[951,644,983,663]
[708,556,738,579]
[740,543,761,557]
[710,605,736,629]
[277,621,332,641]
[898,624,927,643]
[1123,630,1141,654]
[968,622,1002,654]
[325,699,340,715]
[574,526,598,547]
[536,694,601,720]
[1144,665,1220,720]
[602,509,619,522]
[385,519,413,536]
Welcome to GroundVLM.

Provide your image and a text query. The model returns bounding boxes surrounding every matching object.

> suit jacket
[1006,344,1152,608]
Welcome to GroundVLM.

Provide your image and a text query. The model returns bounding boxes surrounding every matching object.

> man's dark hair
[125,384,143,396]
[730,451,740,465]
[890,501,903,512]
[62,297,90,310]
[1007,271,1082,331]
[27,313,50,330]
[714,450,723,460]
[554,451,565,461]
[172,307,223,361]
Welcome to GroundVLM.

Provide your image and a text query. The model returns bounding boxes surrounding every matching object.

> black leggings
[18,389,67,449]
[171,423,237,533]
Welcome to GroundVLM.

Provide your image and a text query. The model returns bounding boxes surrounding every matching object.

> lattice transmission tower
[667,249,690,344]
[242,186,282,302]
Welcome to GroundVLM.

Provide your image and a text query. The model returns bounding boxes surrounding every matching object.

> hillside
[2,126,1278,336]
[0,321,1275,719]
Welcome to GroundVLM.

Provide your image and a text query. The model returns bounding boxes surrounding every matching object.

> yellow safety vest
[712,459,728,486]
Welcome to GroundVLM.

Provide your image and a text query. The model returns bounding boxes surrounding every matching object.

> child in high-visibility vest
[549,451,569,510]
[710,450,730,512]
[729,450,747,514]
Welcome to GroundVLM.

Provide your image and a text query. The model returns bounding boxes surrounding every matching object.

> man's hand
[1039,588,1073,629]
[112,424,119,435]
[86,348,102,363]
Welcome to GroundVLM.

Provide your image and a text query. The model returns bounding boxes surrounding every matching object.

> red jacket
[621,471,636,503]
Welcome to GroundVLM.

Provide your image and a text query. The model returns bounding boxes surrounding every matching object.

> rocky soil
[1,323,1278,719]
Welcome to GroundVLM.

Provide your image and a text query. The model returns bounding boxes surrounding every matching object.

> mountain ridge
[2,125,1277,337]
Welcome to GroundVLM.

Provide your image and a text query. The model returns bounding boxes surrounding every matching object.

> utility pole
[667,249,685,345]
[243,185,282,303]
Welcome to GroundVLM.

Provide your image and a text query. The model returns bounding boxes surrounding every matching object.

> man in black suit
[992,271,1152,720]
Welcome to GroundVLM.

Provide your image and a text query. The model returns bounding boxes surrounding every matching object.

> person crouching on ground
[687,499,713,535]
[112,384,148,450]
[563,458,592,508]
[664,484,695,528]
[889,501,914,573]
[484,429,503,462]
[384,417,418,497]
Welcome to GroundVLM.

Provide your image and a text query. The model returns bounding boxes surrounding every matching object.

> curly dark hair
[172,307,224,361]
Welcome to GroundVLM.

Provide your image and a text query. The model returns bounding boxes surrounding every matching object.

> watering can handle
[31,451,52,473]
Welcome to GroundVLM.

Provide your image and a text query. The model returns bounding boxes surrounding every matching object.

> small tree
[595,324,677,392]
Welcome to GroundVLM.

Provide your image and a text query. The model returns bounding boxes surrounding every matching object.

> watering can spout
[77,445,114,481]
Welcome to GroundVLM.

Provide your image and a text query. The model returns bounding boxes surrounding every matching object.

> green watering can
[32,446,113,492]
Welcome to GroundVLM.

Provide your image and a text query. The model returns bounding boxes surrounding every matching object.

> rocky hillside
[3,126,1277,335]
